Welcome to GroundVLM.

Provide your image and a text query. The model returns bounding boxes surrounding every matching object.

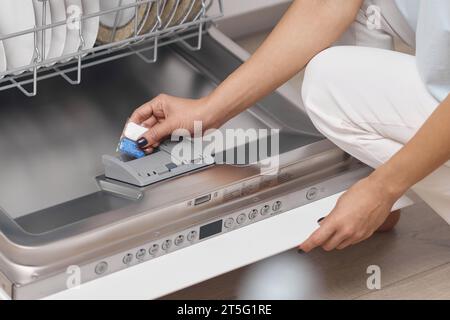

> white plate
[0,41,6,78]
[62,0,83,60]
[0,0,36,73]
[32,0,52,60]
[100,0,139,28]
[81,0,100,52]
[47,0,67,64]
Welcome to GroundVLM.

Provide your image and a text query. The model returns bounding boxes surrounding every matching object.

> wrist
[368,163,411,201]
[197,95,216,129]
[200,93,230,130]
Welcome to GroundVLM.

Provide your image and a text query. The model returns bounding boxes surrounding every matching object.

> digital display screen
[199,220,223,240]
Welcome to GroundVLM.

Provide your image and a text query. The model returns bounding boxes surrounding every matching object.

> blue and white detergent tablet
[117,122,149,159]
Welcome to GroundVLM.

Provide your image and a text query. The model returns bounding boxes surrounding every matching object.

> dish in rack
[0,0,208,72]
[0,0,220,97]
[0,0,36,74]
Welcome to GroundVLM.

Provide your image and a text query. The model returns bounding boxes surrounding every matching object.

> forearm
[372,95,450,198]
[205,0,362,126]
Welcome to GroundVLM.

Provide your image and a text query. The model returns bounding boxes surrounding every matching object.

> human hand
[299,174,401,252]
[129,94,218,153]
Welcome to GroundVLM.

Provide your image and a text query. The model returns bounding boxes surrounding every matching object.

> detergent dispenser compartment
[103,140,214,187]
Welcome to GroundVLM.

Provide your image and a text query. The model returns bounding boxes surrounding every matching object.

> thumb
[137,120,174,148]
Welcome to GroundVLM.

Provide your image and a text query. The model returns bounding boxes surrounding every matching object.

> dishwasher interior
[0,16,371,299]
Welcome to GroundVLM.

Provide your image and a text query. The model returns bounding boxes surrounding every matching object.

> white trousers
[302,45,450,223]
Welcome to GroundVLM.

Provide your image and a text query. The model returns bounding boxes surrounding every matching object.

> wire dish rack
[0,0,223,97]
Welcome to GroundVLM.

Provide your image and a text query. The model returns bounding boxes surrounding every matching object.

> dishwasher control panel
[91,197,286,279]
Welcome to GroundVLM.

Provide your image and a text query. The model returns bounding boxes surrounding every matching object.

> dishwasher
[0,0,379,300]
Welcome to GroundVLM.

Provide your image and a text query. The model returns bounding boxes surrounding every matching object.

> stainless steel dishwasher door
[0,29,374,300]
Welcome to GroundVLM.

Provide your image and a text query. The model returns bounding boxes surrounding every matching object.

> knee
[302,47,347,115]
[302,47,351,129]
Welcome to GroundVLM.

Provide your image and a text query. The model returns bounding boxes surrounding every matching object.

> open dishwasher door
[0,27,375,300]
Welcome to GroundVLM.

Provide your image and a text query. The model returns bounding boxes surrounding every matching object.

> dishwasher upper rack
[0,0,223,97]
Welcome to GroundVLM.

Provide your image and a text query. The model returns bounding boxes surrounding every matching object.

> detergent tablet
[118,137,146,159]
[123,122,149,141]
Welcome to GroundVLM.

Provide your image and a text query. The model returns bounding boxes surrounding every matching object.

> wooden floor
[164,31,450,300]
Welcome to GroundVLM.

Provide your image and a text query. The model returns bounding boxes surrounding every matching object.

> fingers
[142,143,160,154]
[141,116,158,129]
[129,95,172,149]
[137,120,174,149]
[321,231,349,252]
[130,101,154,125]
[336,238,354,250]
[299,218,336,253]
[336,230,372,250]
[300,219,371,252]
[298,178,394,253]
[130,94,166,125]
[299,206,371,252]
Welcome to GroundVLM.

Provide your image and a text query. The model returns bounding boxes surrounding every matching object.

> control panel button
[95,261,108,275]
[149,244,159,256]
[175,235,184,246]
[224,218,235,229]
[162,239,172,251]
[260,205,270,216]
[187,230,197,242]
[123,253,133,265]
[272,201,282,212]
[248,209,258,220]
[236,213,247,225]
[306,187,319,200]
[136,249,146,260]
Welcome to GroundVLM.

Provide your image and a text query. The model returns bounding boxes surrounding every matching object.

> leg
[302,46,450,224]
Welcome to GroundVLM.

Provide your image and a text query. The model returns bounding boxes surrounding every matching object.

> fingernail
[137,138,148,149]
